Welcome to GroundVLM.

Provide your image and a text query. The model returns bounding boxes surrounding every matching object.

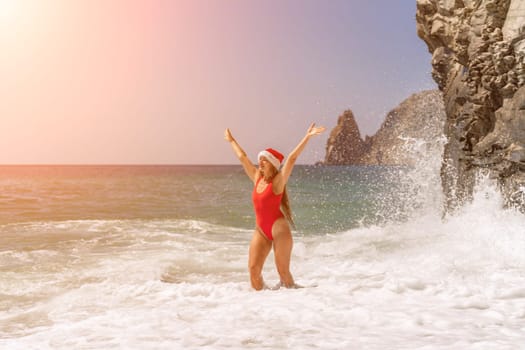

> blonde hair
[280,187,295,229]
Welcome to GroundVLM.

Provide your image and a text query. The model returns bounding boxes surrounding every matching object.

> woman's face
[258,156,274,174]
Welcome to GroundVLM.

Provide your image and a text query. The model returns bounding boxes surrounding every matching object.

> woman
[224,123,326,290]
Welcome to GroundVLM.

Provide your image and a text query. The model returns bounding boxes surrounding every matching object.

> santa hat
[258,148,284,170]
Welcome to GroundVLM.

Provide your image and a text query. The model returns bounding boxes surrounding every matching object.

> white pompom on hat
[258,148,284,170]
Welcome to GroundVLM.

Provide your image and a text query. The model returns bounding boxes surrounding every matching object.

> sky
[1,0,437,165]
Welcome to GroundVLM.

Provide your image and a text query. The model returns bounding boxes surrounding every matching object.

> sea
[1,137,525,349]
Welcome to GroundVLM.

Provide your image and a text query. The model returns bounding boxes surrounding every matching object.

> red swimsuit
[252,177,284,241]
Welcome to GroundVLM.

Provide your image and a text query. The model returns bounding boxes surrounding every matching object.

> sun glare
[0,0,20,26]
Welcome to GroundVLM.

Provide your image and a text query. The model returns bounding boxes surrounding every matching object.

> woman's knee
[248,261,262,276]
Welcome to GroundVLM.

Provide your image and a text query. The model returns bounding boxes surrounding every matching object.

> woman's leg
[272,218,295,287]
[248,230,272,290]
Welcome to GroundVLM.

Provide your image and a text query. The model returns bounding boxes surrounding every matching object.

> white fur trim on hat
[258,150,281,169]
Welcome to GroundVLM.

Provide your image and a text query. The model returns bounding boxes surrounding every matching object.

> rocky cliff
[324,90,445,166]
[360,90,446,165]
[416,0,525,211]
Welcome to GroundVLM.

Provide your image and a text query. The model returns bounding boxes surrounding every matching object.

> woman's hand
[224,128,234,142]
[306,123,326,137]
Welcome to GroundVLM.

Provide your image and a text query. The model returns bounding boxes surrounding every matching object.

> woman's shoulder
[253,170,261,184]
[272,172,285,192]
[273,171,284,182]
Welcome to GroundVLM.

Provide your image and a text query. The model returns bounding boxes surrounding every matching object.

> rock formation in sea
[324,110,366,165]
[323,90,445,166]
[416,0,525,212]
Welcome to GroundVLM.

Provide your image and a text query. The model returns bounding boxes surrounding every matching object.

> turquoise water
[0,165,406,233]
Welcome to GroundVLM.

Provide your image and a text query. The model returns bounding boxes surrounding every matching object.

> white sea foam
[1,139,525,348]
[1,182,525,350]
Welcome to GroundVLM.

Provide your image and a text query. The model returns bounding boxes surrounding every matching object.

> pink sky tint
[1,0,436,164]
[2,0,165,163]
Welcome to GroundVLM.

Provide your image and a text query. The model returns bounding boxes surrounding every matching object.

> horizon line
[0,163,324,167]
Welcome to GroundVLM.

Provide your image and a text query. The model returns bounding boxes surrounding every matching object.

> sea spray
[1,156,525,348]
[368,133,447,224]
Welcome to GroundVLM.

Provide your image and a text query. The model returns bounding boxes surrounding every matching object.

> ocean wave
[2,160,525,347]
[2,204,525,348]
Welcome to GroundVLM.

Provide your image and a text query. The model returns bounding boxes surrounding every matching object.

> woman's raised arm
[224,128,257,182]
[280,123,325,184]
